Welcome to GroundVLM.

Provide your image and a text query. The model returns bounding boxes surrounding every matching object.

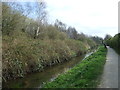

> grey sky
[45,0,119,38]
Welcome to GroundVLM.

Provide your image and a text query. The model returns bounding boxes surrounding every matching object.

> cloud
[45,0,119,38]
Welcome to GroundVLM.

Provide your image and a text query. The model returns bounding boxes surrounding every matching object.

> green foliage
[64,39,87,55]
[43,46,107,88]
[2,3,26,35]
[106,33,120,54]
[84,37,96,49]
[104,34,112,41]
[46,25,68,40]
[77,33,97,49]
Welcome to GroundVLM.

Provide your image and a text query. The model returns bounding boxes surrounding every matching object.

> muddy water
[3,52,93,88]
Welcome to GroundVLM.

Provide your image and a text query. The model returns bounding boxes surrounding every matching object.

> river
[3,51,94,88]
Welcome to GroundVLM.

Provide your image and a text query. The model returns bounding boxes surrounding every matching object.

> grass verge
[43,46,107,88]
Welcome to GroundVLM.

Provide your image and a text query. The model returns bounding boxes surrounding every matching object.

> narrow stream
[3,51,94,88]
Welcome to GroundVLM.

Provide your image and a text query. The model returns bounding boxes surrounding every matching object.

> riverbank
[3,49,96,88]
[43,46,107,88]
[3,54,85,88]
[3,30,96,82]
[3,50,96,88]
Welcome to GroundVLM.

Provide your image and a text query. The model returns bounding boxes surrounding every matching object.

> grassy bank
[43,46,107,88]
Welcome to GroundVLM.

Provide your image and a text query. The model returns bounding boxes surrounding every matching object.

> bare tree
[54,19,67,32]
[34,1,47,39]
[67,26,78,39]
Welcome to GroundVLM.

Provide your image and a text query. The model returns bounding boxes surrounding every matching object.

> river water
[3,51,94,88]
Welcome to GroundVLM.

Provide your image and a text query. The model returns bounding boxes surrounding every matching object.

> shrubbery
[3,30,95,81]
[106,33,120,54]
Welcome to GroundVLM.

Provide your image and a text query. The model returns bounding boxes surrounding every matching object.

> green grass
[43,46,107,88]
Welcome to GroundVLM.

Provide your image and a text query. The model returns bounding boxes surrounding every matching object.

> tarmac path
[98,46,118,88]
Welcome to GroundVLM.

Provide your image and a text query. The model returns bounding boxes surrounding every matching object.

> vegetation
[104,34,112,41]
[2,2,98,81]
[90,36,103,45]
[105,33,120,54]
[43,46,107,88]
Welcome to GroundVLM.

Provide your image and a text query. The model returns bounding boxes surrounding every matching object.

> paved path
[98,46,118,88]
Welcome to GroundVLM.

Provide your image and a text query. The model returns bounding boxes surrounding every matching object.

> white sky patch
[45,0,119,38]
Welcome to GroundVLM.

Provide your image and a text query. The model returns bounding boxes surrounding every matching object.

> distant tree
[103,34,112,46]
[104,34,112,41]
[54,19,67,32]
[77,33,86,41]
[91,36,103,45]
[67,26,78,39]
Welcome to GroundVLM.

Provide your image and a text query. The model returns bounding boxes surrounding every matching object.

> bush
[106,33,120,54]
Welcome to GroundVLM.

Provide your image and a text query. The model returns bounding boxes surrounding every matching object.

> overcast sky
[45,0,119,38]
[3,0,119,38]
